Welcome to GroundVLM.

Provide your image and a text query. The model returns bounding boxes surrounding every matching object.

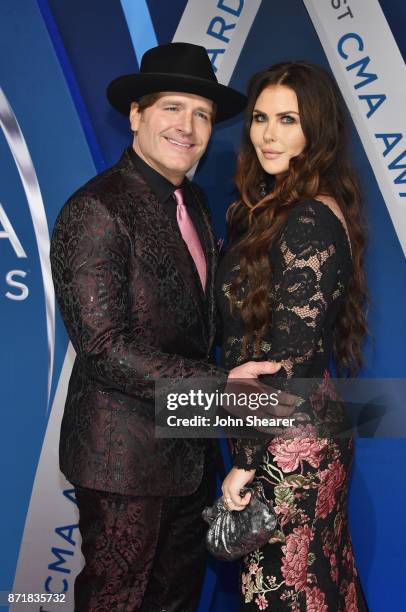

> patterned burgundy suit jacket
[50,149,226,496]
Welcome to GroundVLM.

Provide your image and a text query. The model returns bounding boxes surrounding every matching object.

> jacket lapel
[120,152,213,348]
[188,181,218,356]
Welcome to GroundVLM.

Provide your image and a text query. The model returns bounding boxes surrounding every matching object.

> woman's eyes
[252,113,297,124]
[252,113,266,123]
[280,115,296,124]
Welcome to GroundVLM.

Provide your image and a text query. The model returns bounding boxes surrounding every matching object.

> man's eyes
[163,106,210,120]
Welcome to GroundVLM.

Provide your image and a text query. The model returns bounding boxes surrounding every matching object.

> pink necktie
[174,188,207,291]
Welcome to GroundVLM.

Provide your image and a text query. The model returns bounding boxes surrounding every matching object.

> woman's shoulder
[286,197,343,222]
[285,197,349,233]
[281,197,352,255]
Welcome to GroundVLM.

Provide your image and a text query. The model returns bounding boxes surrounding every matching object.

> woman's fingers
[222,488,251,512]
[221,467,256,511]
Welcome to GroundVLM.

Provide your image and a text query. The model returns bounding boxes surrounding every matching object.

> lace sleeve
[233,202,349,470]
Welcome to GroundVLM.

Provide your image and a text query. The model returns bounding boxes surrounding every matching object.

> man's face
[130,92,214,185]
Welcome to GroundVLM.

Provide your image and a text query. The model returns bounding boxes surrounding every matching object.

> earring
[259,180,267,198]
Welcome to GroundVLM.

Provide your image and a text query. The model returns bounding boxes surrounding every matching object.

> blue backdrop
[0,1,405,610]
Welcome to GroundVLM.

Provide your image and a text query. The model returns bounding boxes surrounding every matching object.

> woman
[216,62,368,610]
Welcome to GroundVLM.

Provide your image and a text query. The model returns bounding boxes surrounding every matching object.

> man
[51,42,282,611]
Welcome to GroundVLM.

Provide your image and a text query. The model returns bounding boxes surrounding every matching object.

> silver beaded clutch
[202,481,277,561]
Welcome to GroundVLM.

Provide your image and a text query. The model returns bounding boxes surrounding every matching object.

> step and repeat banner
[1,1,405,610]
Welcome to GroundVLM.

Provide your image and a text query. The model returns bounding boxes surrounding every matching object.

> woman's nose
[263,120,276,143]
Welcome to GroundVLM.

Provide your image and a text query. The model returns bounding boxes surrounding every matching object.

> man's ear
[129,102,141,132]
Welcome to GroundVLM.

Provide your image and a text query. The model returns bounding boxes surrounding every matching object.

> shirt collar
[127,146,187,205]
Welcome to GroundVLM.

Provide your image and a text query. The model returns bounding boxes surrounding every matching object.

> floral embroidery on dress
[216,202,368,610]
[238,437,365,610]
[281,524,313,590]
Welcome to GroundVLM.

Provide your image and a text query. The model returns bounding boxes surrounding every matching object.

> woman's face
[250,84,306,177]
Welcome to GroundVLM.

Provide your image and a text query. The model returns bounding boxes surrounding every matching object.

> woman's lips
[261,149,282,159]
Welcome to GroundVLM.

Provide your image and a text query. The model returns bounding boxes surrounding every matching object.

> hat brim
[106,73,247,122]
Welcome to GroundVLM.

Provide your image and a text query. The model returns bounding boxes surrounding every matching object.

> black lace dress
[216,200,368,611]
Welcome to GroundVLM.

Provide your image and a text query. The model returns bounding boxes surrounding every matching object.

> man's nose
[177,111,193,134]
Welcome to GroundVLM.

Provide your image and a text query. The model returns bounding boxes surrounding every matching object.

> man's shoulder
[53,152,147,233]
[67,152,135,205]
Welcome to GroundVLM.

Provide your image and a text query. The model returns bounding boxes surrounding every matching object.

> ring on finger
[223,496,233,509]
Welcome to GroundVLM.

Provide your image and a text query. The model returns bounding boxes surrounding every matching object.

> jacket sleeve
[50,193,227,401]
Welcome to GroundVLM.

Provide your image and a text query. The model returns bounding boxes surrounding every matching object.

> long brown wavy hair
[227,62,368,375]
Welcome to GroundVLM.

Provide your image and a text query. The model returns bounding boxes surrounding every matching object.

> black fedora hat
[107,42,247,123]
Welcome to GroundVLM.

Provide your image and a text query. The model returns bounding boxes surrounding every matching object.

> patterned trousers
[74,459,215,612]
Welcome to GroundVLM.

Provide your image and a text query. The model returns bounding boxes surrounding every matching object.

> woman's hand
[222,466,256,511]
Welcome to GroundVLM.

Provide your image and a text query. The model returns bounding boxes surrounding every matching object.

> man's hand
[228,360,281,379]
[225,361,299,421]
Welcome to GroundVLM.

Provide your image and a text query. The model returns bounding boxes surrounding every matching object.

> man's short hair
[137,92,161,112]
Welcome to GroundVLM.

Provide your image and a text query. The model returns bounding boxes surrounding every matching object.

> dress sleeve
[233,203,348,469]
